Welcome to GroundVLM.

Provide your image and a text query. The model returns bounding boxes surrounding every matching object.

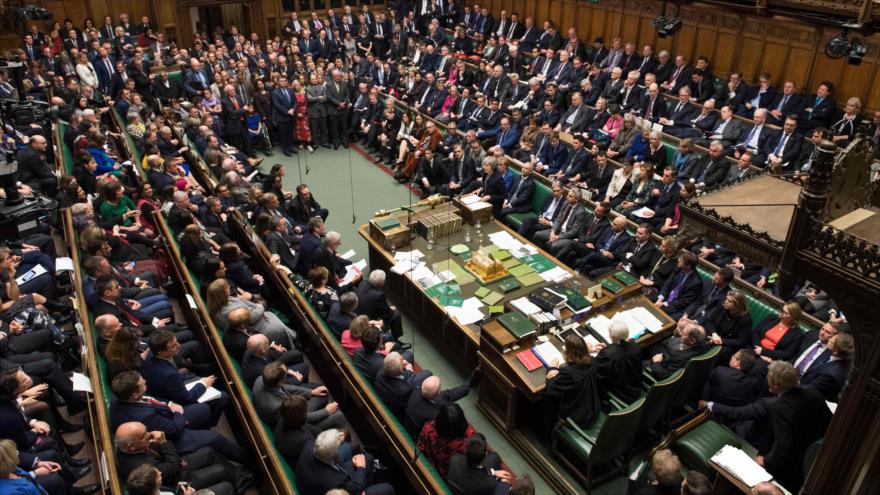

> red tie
[143,396,167,408]
[232,97,239,110]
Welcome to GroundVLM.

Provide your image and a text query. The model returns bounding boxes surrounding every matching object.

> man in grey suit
[253,361,345,429]
[305,73,330,148]
[699,105,744,151]
[556,92,590,134]
[325,69,351,149]
[533,187,587,253]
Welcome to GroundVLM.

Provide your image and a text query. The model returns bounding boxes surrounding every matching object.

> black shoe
[322,143,332,149]
[235,470,256,494]
[373,458,390,471]
[333,143,339,150]
[468,365,482,388]
[70,465,92,481]
[66,441,85,456]
[283,150,292,157]
[73,484,101,495]
[68,457,91,468]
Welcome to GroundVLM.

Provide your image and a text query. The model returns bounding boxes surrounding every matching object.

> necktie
[774,134,789,155]
[378,24,383,36]
[745,126,757,147]
[777,95,788,111]
[603,232,619,250]
[508,23,516,38]
[669,66,681,83]
[143,396,167,408]
[499,131,507,146]
[560,206,574,233]
[646,98,654,121]
[232,97,240,110]
[668,272,687,302]
[795,342,824,375]
[555,63,566,80]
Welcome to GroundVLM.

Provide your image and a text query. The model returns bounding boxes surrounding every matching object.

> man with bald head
[240,333,309,389]
[403,372,479,436]
[573,216,633,277]
[220,307,255,362]
[114,422,249,494]
[15,133,57,197]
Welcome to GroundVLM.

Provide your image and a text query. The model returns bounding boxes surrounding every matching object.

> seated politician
[751,302,805,362]
[295,428,395,495]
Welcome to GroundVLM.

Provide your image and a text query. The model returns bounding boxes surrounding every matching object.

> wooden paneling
[485,0,880,113]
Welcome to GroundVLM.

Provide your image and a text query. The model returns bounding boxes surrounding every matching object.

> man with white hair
[357,269,403,339]
[374,352,434,418]
[295,428,395,495]
[594,321,643,403]
[649,324,707,379]
[312,230,361,291]
[403,371,480,436]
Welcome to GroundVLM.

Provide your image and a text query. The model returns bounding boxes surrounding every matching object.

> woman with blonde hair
[830,96,861,147]
[752,301,804,361]
[74,51,98,89]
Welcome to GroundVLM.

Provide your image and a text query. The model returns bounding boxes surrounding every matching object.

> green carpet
[266,145,628,494]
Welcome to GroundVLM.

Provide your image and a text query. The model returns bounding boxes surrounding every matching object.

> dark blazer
[116,439,182,486]
[353,349,384,380]
[109,398,189,444]
[546,363,601,428]
[688,155,729,188]
[140,353,205,405]
[356,280,396,323]
[374,370,420,418]
[16,147,54,185]
[447,454,505,495]
[576,214,611,245]
[627,242,660,280]
[703,365,762,407]
[586,164,614,197]
[222,95,247,135]
[404,384,469,436]
[650,339,708,379]
[760,131,803,166]
[275,420,319,467]
[266,230,297,271]
[638,95,668,122]
[506,175,535,212]
[801,358,849,401]
[799,94,836,130]
[0,401,37,451]
[295,439,370,495]
[764,387,832,491]
[766,92,803,124]
[751,316,804,361]
[684,280,731,322]
[595,340,643,403]
[652,180,680,219]
[666,100,698,126]
[448,157,477,189]
[659,269,703,316]
[482,172,507,217]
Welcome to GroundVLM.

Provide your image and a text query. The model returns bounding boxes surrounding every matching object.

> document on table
[532,341,565,368]
[540,266,571,282]
[460,194,480,205]
[711,445,773,487]
[72,372,93,393]
[55,257,75,273]
[628,306,664,333]
[611,310,647,337]
[391,258,420,275]
[186,381,223,403]
[510,297,543,315]
[587,315,613,343]
[395,249,425,262]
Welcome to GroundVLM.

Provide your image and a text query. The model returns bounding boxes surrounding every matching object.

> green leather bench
[167,71,183,88]
[672,419,757,478]
[56,121,75,175]
[503,169,553,230]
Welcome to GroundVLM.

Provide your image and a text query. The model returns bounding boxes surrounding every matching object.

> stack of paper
[628,306,664,333]
[532,341,565,368]
[611,310,647,336]
[395,250,425,262]
[391,259,421,275]
[460,194,481,205]
[447,297,485,325]
[711,445,773,487]
[587,315,613,343]
[540,266,571,283]
[186,381,223,403]
[510,297,542,315]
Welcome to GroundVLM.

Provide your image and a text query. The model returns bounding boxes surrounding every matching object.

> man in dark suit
[516,181,565,239]
[685,141,730,189]
[140,331,228,427]
[641,167,680,227]
[554,201,611,266]
[374,352,433,418]
[734,109,775,166]
[15,134,56,196]
[654,251,703,320]
[271,75,297,156]
[556,92,590,134]
[442,144,477,197]
[798,82,836,132]
[737,73,777,119]
[534,187,587,254]
[791,320,842,391]
[447,434,511,495]
[700,105,744,150]
[649,324,708,379]
[665,99,718,139]
[703,349,763,407]
[708,361,832,492]
[240,334,308,389]
[763,115,803,170]
[499,162,535,219]
[659,87,697,129]
[295,430,395,495]
[638,83,668,123]
[684,267,735,323]
[585,150,614,199]
[574,216,633,278]
[221,84,252,157]
[404,375,473,436]
[551,134,590,185]
[109,372,247,461]
[183,59,211,97]
[357,270,403,340]
[621,223,660,280]
[766,80,804,126]
[93,48,116,94]
[114,421,250,494]
[800,333,851,402]
[353,328,387,380]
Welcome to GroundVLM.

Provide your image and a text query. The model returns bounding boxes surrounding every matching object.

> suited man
[306,74,330,147]
[240,335,308,389]
[295,429,395,495]
[404,375,472,436]
[446,434,511,495]
[140,331,228,427]
[734,109,775,166]
[499,162,536,219]
[441,144,477,197]
[15,135,56,196]
[325,70,351,148]
[790,320,839,387]
[638,83,668,123]
[556,92,590,134]
[703,349,763,408]
[654,251,704,320]
[109,372,247,462]
[516,181,564,240]
[477,116,519,153]
[798,82,836,132]
[737,73,777,118]
[221,84,252,157]
[763,116,803,170]
[801,333,852,401]
[700,105,744,149]
[551,134,590,185]
[649,324,708,379]
[271,76,298,156]
[534,187,587,254]
[265,217,298,271]
[584,150,614,199]
[517,17,541,51]
[574,216,632,277]
[685,141,730,189]
[766,81,803,126]
[550,50,574,86]
[356,270,403,340]
[710,361,832,492]
[616,71,644,112]
[93,49,116,94]
[374,352,433,418]
[661,55,693,94]
[665,98,717,139]
[183,59,211,97]
[253,362,343,430]
[642,167,681,227]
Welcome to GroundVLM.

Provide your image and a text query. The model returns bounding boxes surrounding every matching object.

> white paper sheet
[628,306,664,333]
[55,257,75,273]
[532,341,565,367]
[391,259,418,275]
[460,194,480,205]
[394,249,425,262]
[711,445,773,487]
[510,297,542,315]
[447,306,485,325]
[72,372,93,393]
[186,381,223,403]
[353,259,368,271]
[540,266,570,282]
[588,315,613,343]
[339,249,356,260]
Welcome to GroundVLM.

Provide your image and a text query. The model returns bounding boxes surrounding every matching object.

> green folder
[522,254,556,273]
[426,283,462,298]
[439,295,464,307]
[509,264,536,277]
[474,287,491,298]
[517,272,545,287]
[488,305,505,314]
[502,257,522,269]
[613,270,638,286]
[549,285,592,311]
[600,278,625,294]
[481,291,504,305]
[375,217,400,230]
[497,278,521,293]
[494,250,512,261]
[496,311,538,338]
[432,260,476,286]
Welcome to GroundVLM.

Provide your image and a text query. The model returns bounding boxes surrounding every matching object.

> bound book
[528,288,566,312]
[496,311,538,339]
[375,217,401,230]
[600,278,625,294]
[516,349,543,372]
[613,270,638,286]
[548,284,592,312]
[497,278,522,293]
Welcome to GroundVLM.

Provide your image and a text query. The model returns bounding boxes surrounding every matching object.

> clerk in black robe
[544,334,600,436]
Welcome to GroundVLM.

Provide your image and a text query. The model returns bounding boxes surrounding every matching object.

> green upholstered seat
[664,346,721,413]
[662,142,676,167]
[554,398,646,490]
[673,419,756,477]
[166,71,183,87]
[612,368,684,438]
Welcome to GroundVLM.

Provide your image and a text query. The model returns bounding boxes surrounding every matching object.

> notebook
[516,349,543,372]
[497,311,538,339]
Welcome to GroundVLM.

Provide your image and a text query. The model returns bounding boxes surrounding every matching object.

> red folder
[516,349,543,372]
